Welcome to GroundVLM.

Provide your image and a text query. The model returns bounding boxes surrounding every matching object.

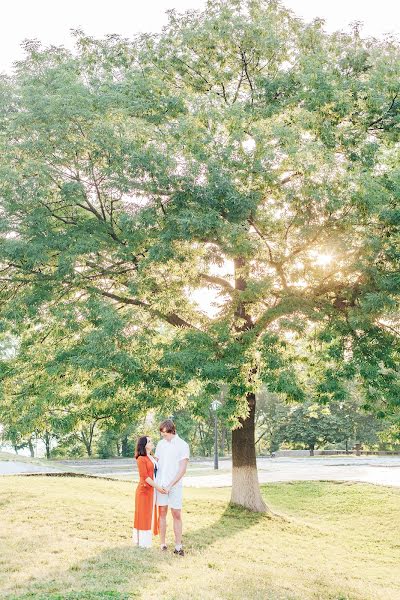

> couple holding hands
[133,419,190,556]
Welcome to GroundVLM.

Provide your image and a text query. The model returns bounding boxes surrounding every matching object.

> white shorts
[156,485,183,509]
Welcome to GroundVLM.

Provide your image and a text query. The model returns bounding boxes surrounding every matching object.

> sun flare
[314,253,333,267]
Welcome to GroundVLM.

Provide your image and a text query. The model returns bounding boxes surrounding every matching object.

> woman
[133,436,166,548]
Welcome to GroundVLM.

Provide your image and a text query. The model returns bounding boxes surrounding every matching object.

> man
[155,419,190,556]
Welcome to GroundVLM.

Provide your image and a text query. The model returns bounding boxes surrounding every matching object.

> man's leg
[171,508,182,546]
[159,506,168,546]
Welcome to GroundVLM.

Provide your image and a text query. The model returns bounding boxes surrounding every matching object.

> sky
[1,0,399,74]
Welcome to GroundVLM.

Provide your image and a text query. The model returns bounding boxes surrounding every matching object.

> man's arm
[165,458,189,490]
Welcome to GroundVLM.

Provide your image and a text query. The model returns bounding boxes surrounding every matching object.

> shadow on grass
[184,501,269,552]
[3,503,270,600]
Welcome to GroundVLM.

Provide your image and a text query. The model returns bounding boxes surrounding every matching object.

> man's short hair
[159,419,176,434]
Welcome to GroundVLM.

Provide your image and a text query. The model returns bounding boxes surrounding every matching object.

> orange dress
[133,455,159,546]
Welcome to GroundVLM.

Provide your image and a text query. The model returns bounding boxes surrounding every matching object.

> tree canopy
[0,0,399,510]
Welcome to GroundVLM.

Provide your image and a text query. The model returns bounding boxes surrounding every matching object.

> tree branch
[248,218,288,290]
[87,286,197,330]
[375,321,400,337]
[232,65,245,104]
[280,172,301,185]
[240,49,254,106]
[255,428,271,445]
[368,93,399,129]
[199,273,235,294]
[248,217,274,262]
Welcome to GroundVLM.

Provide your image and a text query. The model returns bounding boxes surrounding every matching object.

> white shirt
[155,434,190,488]
[147,453,157,469]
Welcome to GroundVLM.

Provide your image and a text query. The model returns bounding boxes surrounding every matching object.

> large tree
[0,1,399,511]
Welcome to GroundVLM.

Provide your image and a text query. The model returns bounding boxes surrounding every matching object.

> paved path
[1,456,400,487]
[185,457,400,488]
[0,460,61,475]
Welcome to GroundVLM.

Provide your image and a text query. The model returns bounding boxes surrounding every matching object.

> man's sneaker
[174,547,184,556]
[160,544,168,551]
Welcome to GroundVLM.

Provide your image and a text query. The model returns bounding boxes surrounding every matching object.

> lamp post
[211,399,221,470]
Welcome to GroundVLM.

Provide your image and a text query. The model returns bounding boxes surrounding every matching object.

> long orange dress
[133,455,159,547]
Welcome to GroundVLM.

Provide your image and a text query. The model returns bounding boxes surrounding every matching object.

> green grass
[0,477,399,600]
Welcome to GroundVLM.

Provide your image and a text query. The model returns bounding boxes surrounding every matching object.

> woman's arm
[144,476,166,493]
[137,457,166,493]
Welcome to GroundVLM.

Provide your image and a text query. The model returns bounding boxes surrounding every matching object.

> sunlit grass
[0,477,399,599]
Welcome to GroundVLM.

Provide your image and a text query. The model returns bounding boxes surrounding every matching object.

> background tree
[255,389,290,455]
[378,413,400,450]
[0,424,35,456]
[283,402,345,455]
[0,0,399,511]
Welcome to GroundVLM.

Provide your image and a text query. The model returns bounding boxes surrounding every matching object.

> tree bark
[27,437,35,458]
[80,428,93,457]
[44,431,51,459]
[121,435,129,457]
[221,426,226,457]
[230,392,268,513]
[230,257,269,513]
[309,444,315,456]
[198,423,208,457]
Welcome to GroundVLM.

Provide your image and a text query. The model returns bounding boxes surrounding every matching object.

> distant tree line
[1,385,397,459]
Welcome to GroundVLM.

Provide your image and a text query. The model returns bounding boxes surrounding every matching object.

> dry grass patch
[0,476,399,600]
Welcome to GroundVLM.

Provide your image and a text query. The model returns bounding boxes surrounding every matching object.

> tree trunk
[230,392,268,513]
[80,429,93,457]
[230,257,268,512]
[198,423,207,457]
[221,426,226,457]
[121,435,129,457]
[27,437,35,458]
[44,431,51,459]
[84,438,92,457]
[226,429,230,454]
[309,444,315,457]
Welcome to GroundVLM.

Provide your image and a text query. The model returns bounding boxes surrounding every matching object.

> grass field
[0,476,399,600]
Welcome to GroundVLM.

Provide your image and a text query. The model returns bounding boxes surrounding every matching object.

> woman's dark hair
[135,436,148,459]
